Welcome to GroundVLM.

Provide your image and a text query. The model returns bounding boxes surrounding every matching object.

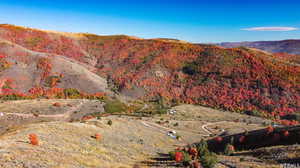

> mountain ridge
[0,24,298,118]
[219,39,300,55]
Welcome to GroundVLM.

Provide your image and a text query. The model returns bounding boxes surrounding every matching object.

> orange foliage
[53,102,61,107]
[29,133,39,145]
[95,133,101,140]
[174,151,183,162]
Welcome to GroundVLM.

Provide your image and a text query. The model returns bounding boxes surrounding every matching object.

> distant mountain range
[219,39,300,55]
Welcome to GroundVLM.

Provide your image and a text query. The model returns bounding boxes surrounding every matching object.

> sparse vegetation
[103,99,127,114]
[63,88,81,99]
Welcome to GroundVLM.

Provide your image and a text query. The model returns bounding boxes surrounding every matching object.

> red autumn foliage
[50,77,60,88]
[0,54,5,59]
[266,126,274,134]
[228,145,235,152]
[239,135,246,143]
[82,115,94,121]
[37,57,52,80]
[0,24,298,118]
[29,133,39,146]
[278,119,299,126]
[188,147,198,157]
[283,130,289,137]
[53,102,61,107]
[28,87,44,97]
[215,136,223,143]
[174,151,183,162]
[95,133,101,140]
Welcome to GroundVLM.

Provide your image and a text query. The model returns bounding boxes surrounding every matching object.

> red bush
[174,151,183,162]
[188,147,198,158]
[228,145,235,152]
[53,102,61,107]
[214,136,223,143]
[95,133,101,140]
[266,126,274,134]
[29,133,39,146]
[283,130,289,137]
[82,115,94,121]
[239,135,246,143]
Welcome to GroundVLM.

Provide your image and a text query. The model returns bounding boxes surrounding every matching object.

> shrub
[81,115,94,121]
[197,140,218,168]
[176,135,182,140]
[107,120,113,126]
[283,130,289,137]
[53,102,61,107]
[29,133,39,146]
[266,125,274,134]
[104,99,127,114]
[63,88,81,99]
[170,149,191,166]
[239,135,246,143]
[156,106,168,114]
[224,144,235,156]
[243,109,263,117]
[188,147,198,158]
[32,111,39,117]
[95,133,101,140]
[214,136,223,143]
[45,76,61,88]
[182,152,191,166]
[0,93,28,100]
[175,151,184,162]
[200,151,218,168]
[197,139,209,156]
[169,151,176,160]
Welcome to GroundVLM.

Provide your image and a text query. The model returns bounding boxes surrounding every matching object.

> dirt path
[141,121,173,133]
[4,100,86,120]
[140,120,228,147]
[201,121,227,137]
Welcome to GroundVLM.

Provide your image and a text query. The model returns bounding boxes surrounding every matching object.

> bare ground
[0,100,282,168]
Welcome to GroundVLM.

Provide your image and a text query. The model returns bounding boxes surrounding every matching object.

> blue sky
[0,0,300,43]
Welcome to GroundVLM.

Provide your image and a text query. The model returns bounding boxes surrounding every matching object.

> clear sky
[0,0,300,43]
